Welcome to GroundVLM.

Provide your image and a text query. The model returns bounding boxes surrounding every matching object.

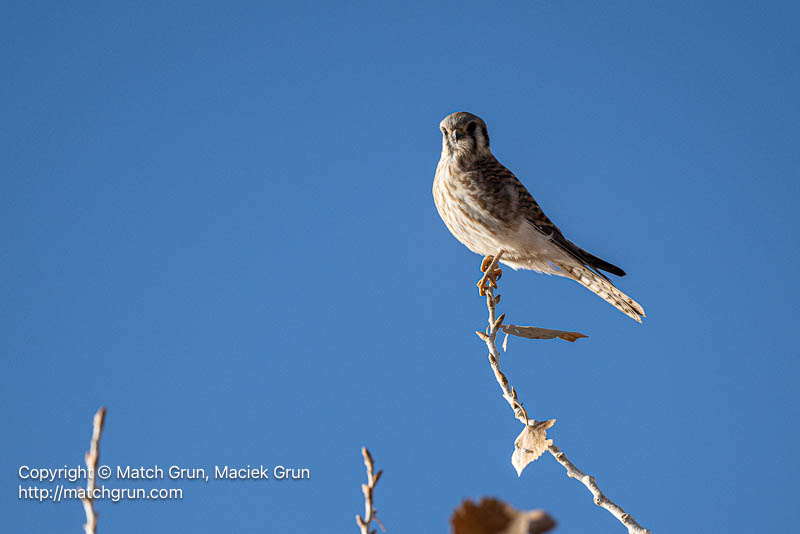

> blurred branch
[80,407,106,534]
[451,497,556,534]
[475,254,650,534]
[355,447,385,534]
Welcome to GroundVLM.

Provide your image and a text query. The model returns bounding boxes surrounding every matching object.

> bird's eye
[466,122,477,135]
[441,127,447,135]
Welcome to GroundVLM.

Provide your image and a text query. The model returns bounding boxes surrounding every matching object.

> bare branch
[475,254,651,534]
[355,447,385,534]
[547,445,649,534]
[475,252,545,427]
[80,407,106,534]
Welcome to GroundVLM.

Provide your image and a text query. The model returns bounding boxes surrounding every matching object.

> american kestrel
[433,111,645,322]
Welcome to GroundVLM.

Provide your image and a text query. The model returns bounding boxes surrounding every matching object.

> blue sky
[2,1,798,532]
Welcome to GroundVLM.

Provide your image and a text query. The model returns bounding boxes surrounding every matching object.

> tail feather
[563,241,627,278]
[556,262,645,323]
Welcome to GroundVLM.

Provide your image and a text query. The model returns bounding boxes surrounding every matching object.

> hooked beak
[453,130,464,141]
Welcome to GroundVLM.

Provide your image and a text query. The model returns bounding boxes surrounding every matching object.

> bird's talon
[477,256,503,295]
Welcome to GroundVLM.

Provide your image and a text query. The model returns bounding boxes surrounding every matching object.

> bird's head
[439,111,491,160]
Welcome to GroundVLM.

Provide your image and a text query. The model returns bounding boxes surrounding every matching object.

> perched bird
[432,111,645,322]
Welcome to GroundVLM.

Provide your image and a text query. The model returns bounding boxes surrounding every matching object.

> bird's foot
[477,253,504,296]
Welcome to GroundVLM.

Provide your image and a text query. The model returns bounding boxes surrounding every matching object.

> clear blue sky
[2,1,798,532]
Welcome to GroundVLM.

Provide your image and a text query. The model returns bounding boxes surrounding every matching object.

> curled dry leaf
[511,419,556,477]
[451,497,556,534]
[501,324,587,343]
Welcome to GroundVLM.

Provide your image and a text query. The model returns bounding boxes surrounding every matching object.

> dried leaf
[451,497,556,534]
[511,420,555,477]
[501,324,587,343]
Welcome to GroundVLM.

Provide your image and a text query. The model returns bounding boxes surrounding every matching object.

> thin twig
[80,407,106,534]
[355,447,385,534]
[475,254,651,534]
[475,251,529,424]
[548,445,649,534]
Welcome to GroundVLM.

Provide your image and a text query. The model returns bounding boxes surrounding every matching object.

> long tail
[556,262,646,323]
